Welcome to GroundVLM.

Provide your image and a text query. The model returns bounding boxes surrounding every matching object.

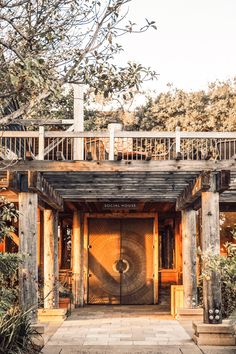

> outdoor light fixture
[208,308,221,323]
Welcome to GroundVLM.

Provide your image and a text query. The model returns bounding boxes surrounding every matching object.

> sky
[115,0,236,95]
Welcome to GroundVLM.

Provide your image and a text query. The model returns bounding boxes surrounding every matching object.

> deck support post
[181,208,198,308]
[19,192,38,321]
[43,209,59,308]
[201,186,222,324]
[72,210,84,306]
[108,123,123,160]
[73,84,84,160]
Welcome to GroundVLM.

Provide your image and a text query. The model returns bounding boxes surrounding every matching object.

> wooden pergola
[1,110,236,338]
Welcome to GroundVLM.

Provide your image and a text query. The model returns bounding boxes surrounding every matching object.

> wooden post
[73,84,84,160]
[38,126,45,160]
[175,216,182,284]
[182,208,198,308]
[53,211,59,308]
[43,209,59,308]
[71,210,84,306]
[153,214,159,304]
[19,192,38,321]
[108,123,123,161]
[201,189,222,324]
[39,210,44,277]
[58,221,62,269]
[83,215,89,304]
[37,208,41,268]
[175,126,181,155]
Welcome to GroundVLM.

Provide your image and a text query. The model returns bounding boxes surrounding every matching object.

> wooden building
[1,114,236,325]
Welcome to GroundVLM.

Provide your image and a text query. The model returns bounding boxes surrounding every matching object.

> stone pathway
[41,306,236,354]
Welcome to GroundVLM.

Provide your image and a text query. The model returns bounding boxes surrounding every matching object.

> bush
[0,307,40,354]
[200,235,236,318]
[0,253,21,315]
[0,196,18,242]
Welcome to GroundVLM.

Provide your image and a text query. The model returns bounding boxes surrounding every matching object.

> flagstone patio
[41,306,236,354]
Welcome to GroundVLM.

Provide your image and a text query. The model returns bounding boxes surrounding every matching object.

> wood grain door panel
[88,218,121,304]
[88,218,154,305]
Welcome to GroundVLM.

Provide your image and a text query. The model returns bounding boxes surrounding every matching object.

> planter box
[171,285,184,318]
[193,321,236,346]
[38,308,67,322]
[59,297,71,309]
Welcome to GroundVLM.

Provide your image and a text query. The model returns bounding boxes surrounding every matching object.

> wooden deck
[1,127,236,161]
[1,125,236,206]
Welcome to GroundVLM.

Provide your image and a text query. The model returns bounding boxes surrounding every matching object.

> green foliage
[132,80,236,131]
[0,195,18,242]
[0,204,40,353]
[200,234,236,318]
[0,307,40,354]
[37,79,236,132]
[0,0,156,123]
[0,253,21,315]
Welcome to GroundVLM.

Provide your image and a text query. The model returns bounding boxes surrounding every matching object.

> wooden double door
[88,218,155,305]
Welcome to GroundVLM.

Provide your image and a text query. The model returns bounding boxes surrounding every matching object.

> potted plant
[58,285,73,311]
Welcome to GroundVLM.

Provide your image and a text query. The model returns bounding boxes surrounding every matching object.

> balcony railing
[0,126,236,161]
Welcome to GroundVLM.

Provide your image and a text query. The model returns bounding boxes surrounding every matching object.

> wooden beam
[1,129,236,139]
[19,192,38,321]
[14,119,74,125]
[181,209,197,308]
[28,172,63,210]
[176,172,210,210]
[176,171,231,210]
[3,159,236,173]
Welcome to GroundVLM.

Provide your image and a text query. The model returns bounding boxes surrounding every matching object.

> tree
[0,0,156,125]
[0,195,18,242]
[36,78,236,132]
[132,80,236,131]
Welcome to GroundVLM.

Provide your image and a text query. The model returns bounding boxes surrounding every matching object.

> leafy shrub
[200,234,236,318]
[0,196,18,242]
[0,253,21,315]
[0,198,41,352]
[0,307,40,354]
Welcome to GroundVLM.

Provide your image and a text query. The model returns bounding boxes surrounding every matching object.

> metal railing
[0,126,236,161]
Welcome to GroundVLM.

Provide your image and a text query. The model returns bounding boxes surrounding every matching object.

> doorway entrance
[88,217,156,305]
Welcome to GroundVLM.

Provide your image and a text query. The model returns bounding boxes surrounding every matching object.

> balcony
[0,125,236,162]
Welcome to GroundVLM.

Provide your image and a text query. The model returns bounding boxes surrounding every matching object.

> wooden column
[39,210,44,277]
[19,192,38,320]
[53,211,59,308]
[43,209,59,308]
[71,210,84,306]
[58,221,62,269]
[153,214,159,304]
[201,190,222,324]
[182,208,197,308]
[37,208,41,268]
[73,84,84,160]
[175,216,182,284]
